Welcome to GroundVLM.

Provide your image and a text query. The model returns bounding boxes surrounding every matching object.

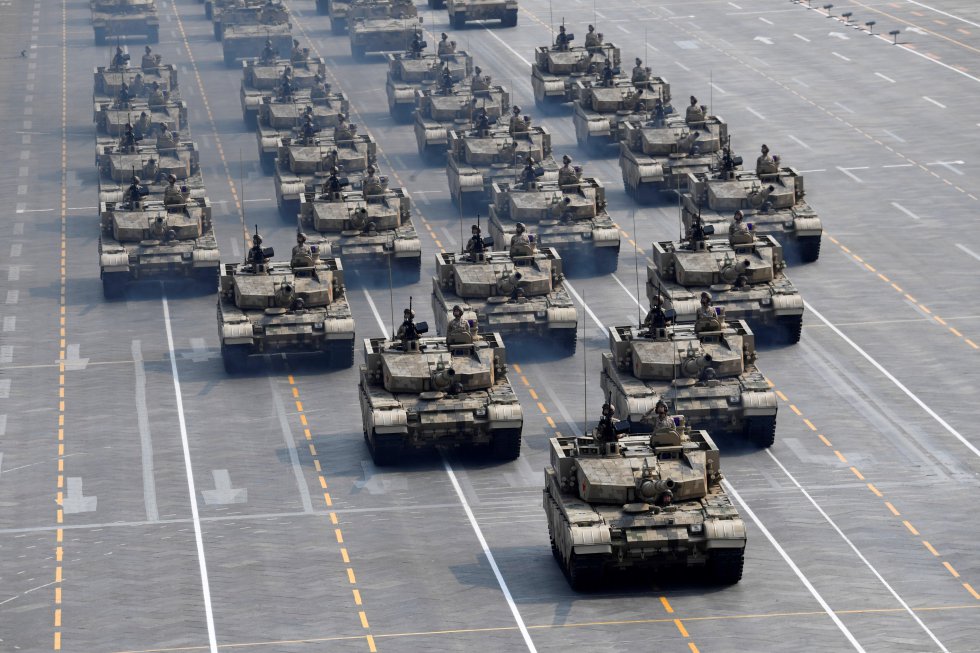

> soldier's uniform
[685,96,705,124]
[163,175,184,207]
[141,46,157,71]
[112,47,128,69]
[148,83,165,107]
[584,25,601,49]
[509,107,524,135]
[291,233,313,264]
[447,306,471,338]
[509,224,531,257]
[729,211,749,238]
[555,26,570,50]
[471,67,489,91]
[557,155,577,186]
[465,226,485,259]
[437,33,455,56]
[632,58,648,84]
[362,167,383,196]
[756,144,778,176]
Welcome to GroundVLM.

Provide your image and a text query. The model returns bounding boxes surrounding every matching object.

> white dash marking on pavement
[923,96,946,108]
[759,16,773,25]
[837,167,865,182]
[890,202,920,220]
[789,135,810,149]
[955,243,980,262]
[875,72,896,83]
[745,106,765,120]
[832,51,851,62]
[794,33,810,42]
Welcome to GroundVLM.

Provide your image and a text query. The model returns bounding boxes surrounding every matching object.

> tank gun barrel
[638,477,674,500]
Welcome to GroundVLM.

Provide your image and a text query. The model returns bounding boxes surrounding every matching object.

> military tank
[681,156,823,263]
[386,48,473,122]
[96,136,201,204]
[322,0,384,34]
[94,95,188,152]
[91,0,159,45]
[93,49,177,106]
[298,170,421,281]
[273,129,377,218]
[544,411,746,589]
[204,0,240,21]
[600,319,777,446]
[221,3,292,67]
[240,53,330,126]
[349,11,421,61]
[446,123,555,209]
[446,0,518,28]
[531,39,620,112]
[413,82,510,162]
[648,215,804,343]
[255,94,349,173]
[431,247,578,352]
[217,236,356,372]
[359,314,523,464]
[619,109,728,202]
[209,0,257,34]
[99,191,218,299]
[573,76,671,156]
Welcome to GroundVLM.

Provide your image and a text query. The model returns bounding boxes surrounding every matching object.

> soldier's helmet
[452,305,463,317]
[367,164,376,174]
[265,38,273,46]
[588,24,594,31]
[512,105,521,115]
[602,402,614,416]
[734,210,744,221]
[330,165,339,174]
[252,233,263,245]
[474,66,482,74]
[761,144,769,154]
[116,46,123,54]
[559,25,566,32]
[296,232,306,242]
[655,400,668,415]
[145,46,152,54]
[562,154,571,165]
[635,57,642,66]
[293,38,300,46]
[403,308,415,318]
[471,224,480,233]
[167,173,177,183]
[515,222,526,232]
[441,32,448,39]
[700,291,711,301]
[690,95,697,104]
[132,175,141,184]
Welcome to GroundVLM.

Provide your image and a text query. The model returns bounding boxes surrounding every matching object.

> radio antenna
[632,209,642,327]
[582,287,587,435]
[239,149,249,252]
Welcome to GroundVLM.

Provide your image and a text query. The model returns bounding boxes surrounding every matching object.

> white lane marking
[617,25,630,34]
[906,0,980,29]
[442,458,537,652]
[7,267,19,281]
[675,60,691,72]
[792,76,810,87]
[610,273,643,309]
[161,293,219,653]
[798,168,827,173]
[6,290,19,304]
[362,290,536,652]
[890,201,920,220]
[709,82,726,94]
[794,33,811,42]
[0,346,13,364]
[789,135,810,149]
[723,480,867,652]
[832,51,851,62]
[875,71,896,83]
[269,376,314,514]
[922,96,946,109]
[882,163,913,168]
[0,415,5,435]
[0,380,9,399]
[955,243,980,262]
[728,1,742,9]
[927,160,965,175]
[834,101,854,113]
[745,106,766,120]
[764,450,949,652]
[836,166,865,182]
[3,317,15,332]
[131,340,160,522]
[562,281,605,331]
[759,16,773,25]
[17,185,27,196]
[805,301,980,459]
[883,129,906,143]
[13,224,22,235]
[483,26,531,66]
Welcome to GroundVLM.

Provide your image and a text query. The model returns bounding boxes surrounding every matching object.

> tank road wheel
[450,12,466,29]
[146,25,159,44]
[555,328,577,356]
[315,0,329,15]
[393,257,421,284]
[489,428,522,461]
[193,267,219,292]
[331,16,347,35]
[329,339,355,369]
[744,415,776,448]
[566,553,602,591]
[797,236,821,263]
[595,247,619,274]
[102,272,127,300]
[221,343,250,374]
[548,525,560,561]
[94,26,107,46]
[778,315,803,344]
[502,9,518,27]
[351,44,367,61]
[366,429,403,466]
[707,549,744,585]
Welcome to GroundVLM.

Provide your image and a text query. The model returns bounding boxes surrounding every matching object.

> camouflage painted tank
[619,110,728,202]
[486,172,620,273]
[531,40,620,111]
[256,94,350,173]
[96,136,201,204]
[220,3,292,67]
[573,76,671,156]
[349,13,421,61]
[240,54,330,126]
[94,95,188,152]
[209,0,258,35]
[217,242,356,372]
[298,172,421,282]
[431,248,578,353]
[446,123,554,209]
[544,412,745,589]
[274,130,377,217]
[359,320,523,464]
[93,50,177,105]
[386,49,473,122]
[99,192,218,299]
[413,82,510,161]
[321,0,394,34]
[681,158,822,263]
[91,0,159,45]
[649,218,804,343]
[204,0,241,21]
[446,0,518,28]
[600,320,777,446]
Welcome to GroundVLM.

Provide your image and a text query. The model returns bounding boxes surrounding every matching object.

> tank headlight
[182,252,193,260]
[727,395,739,404]
[689,523,703,534]
[783,220,794,229]
[582,232,593,239]
[474,407,487,417]
[760,297,771,305]
[313,321,325,330]
[536,311,546,318]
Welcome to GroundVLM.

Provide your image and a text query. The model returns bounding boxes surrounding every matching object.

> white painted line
[3,317,15,332]
[788,135,810,149]
[874,71,896,83]
[906,0,980,29]
[927,160,965,175]
[834,101,854,114]
[792,77,810,88]
[883,129,905,143]
[131,340,160,523]
[709,82,726,94]
[6,291,19,305]
[759,16,773,25]
[363,288,390,338]
[836,166,865,182]
[161,294,219,653]
[7,267,19,282]
[922,96,946,109]
[728,1,742,8]
[483,26,531,66]
[890,202,920,220]
[723,480,866,652]
[9,244,21,258]
[882,163,913,168]
[0,380,9,399]
[745,106,766,120]
[794,33,811,42]
[675,60,691,72]
[805,301,980,459]
[832,51,851,62]
[955,243,980,262]
[797,168,827,173]
[764,450,949,652]
[617,25,630,34]
[562,281,605,332]
[269,376,314,514]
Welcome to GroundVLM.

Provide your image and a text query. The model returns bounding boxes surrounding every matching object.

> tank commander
[121,121,141,152]
[310,74,330,100]
[642,295,672,334]
[148,81,166,107]
[141,45,158,71]
[261,38,277,64]
[695,291,722,332]
[473,106,491,134]
[555,25,571,51]
[685,95,705,124]
[509,222,532,257]
[437,33,456,56]
[465,224,486,259]
[124,175,149,207]
[557,155,579,187]
[163,174,184,207]
[116,82,133,107]
[632,58,649,84]
[334,114,354,143]
[471,66,490,92]
[246,232,270,271]
[756,144,778,177]
[520,157,537,190]
[396,308,422,351]
[438,64,454,94]
[362,165,383,196]
[150,215,169,240]
[508,105,525,135]
[291,232,313,264]
[595,403,620,447]
[729,210,750,240]
[651,400,673,432]
[584,24,601,49]
[447,305,472,339]
[112,45,129,69]
[290,39,308,63]
[601,59,615,86]
[409,30,426,57]
[131,72,146,96]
